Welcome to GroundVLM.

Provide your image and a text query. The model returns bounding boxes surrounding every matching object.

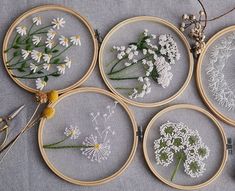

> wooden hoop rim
[38,87,138,186]
[2,4,98,94]
[99,16,194,108]
[143,104,228,190]
[196,25,235,126]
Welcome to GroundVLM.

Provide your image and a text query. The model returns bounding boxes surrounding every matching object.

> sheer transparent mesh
[42,91,134,181]
[101,20,190,103]
[201,31,235,120]
[6,10,94,91]
[145,108,224,186]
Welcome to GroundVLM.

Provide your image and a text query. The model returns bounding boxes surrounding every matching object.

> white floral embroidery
[64,125,80,140]
[206,32,235,111]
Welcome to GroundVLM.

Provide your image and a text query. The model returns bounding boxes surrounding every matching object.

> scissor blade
[8,105,25,120]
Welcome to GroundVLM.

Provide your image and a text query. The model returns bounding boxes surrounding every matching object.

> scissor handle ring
[0,127,9,149]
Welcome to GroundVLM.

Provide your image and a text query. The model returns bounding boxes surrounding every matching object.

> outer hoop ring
[2,4,98,94]
[99,16,194,108]
[143,104,228,190]
[196,25,235,126]
[38,87,138,186]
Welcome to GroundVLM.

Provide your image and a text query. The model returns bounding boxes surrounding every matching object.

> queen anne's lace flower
[129,77,151,99]
[81,134,111,163]
[154,121,210,178]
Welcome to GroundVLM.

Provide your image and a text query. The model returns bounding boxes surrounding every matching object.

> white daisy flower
[70,35,81,46]
[59,35,69,47]
[31,50,42,63]
[32,35,42,45]
[29,63,38,73]
[21,49,30,60]
[42,54,52,64]
[45,38,54,49]
[47,29,57,39]
[43,63,50,71]
[81,134,111,163]
[16,26,27,36]
[32,16,42,25]
[52,18,65,29]
[35,78,46,90]
[64,125,80,140]
[64,57,72,68]
[57,64,66,74]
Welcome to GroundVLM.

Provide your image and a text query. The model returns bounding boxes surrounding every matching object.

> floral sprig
[107,29,180,99]
[5,16,81,90]
[154,121,210,181]
[43,101,118,163]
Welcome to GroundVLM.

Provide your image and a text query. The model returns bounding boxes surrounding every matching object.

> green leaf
[37,71,43,74]
[51,72,61,77]
[52,49,59,53]
[17,68,25,72]
[20,62,26,69]
[13,51,20,57]
[26,38,31,44]
[44,76,49,82]
[16,36,21,43]
[13,45,20,49]
[26,44,32,50]
[151,67,159,83]
[44,47,51,54]
[53,58,60,64]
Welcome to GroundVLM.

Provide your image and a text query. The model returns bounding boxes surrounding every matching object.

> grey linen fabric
[0,0,235,191]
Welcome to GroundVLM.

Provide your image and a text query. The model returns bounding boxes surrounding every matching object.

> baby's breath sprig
[154,121,210,181]
[106,29,180,100]
[5,16,81,90]
[179,0,235,57]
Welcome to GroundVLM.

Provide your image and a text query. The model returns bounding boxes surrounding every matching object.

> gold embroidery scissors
[0,105,25,148]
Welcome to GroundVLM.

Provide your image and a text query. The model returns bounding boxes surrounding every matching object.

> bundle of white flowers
[154,121,210,181]
[107,29,180,99]
[5,16,81,90]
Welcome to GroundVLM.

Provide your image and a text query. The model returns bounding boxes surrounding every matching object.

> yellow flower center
[76,35,80,39]
[64,38,68,43]
[94,144,100,150]
[37,52,42,58]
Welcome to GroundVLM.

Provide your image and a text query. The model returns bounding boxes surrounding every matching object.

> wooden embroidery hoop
[143,104,228,190]
[196,26,235,126]
[38,87,138,186]
[99,16,194,108]
[2,5,98,94]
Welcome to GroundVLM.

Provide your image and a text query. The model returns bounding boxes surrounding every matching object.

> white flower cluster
[154,121,210,178]
[129,77,151,99]
[64,125,81,140]
[110,29,181,99]
[14,17,81,90]
[206,32,235,111]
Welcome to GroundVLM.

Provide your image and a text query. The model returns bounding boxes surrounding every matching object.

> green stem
[170,154,183,181]
[28,23,35,35]
[109,76,140,80]
[115,87,133,90]
[31,24,53,35]
[108,54,153,75]
[4,34,19,53]
[43,145,92,149]
[52,44,73,60]
[108,56,127,74]
[43,136,70,147]
[7,58,32,67]
[12,71,58,79]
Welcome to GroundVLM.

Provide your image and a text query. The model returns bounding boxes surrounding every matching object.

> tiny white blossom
[32,16,42,25]
[16,26,27,36]
[45,38,54,49]
[52,18,65,29]
[59,35,69,47]
[42,54,52,64]
[32,35,41,45]
[47,29,57,39]
[36,78,46,90]
[31,50,42,63]
[29,63,38,73]
[21,49,30,60]
[64,125,80,140]
[64,56,72,68]
[70,35,81,46]
[57,64,66,74]
[43,63,50,71]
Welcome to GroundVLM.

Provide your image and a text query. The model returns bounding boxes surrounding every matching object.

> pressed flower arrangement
[106,29,180,100]
[5,16,81,91]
